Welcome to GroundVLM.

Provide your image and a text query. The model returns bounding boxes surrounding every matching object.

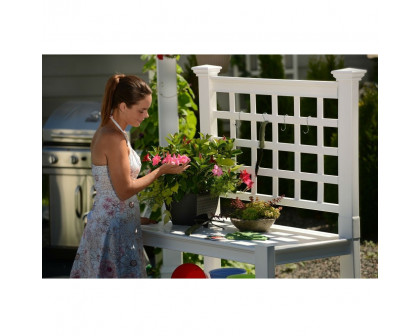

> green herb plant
[229,196,283,220]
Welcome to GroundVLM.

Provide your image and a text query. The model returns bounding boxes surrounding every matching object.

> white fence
[192,65,366,277]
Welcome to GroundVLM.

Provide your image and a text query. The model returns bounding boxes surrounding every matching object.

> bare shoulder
[91,127,127,165]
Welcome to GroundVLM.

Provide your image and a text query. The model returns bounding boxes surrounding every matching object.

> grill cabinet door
[49,173,90,247]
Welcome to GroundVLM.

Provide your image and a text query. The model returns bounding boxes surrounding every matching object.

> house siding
[42,55,148,125]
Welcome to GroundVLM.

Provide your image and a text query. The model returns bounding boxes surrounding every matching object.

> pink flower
[244,179,254,190]
[212,165,223,176]
[161,153,172,164]
[161,153,190,165]
[152,155,161,166]
[239,170,251,182]
[240,169,254,190]
[178,155,190,164]
[171,154,180,165]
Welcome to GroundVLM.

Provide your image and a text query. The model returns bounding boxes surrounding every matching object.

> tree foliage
[358,82,378,241]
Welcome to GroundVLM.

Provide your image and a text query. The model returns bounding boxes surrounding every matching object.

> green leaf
[179,110,187,118]
[163,210,171,223]
[141,55,157,72]
[230,165,243,172]
[171,183,179,193]
[218,158,235,166]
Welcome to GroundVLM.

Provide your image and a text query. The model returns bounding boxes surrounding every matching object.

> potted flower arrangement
[139,132,252,225]
[227,196,283,232]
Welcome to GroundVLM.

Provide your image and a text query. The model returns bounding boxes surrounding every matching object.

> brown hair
[100,74,152,126]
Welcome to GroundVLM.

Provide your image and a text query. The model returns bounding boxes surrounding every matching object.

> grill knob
[71,155,79,164]
[48,154,58,164]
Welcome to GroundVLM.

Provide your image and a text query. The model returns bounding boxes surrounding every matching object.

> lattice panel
[214,91,340,213]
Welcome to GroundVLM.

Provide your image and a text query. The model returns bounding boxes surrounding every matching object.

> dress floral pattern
[70,127,147,278]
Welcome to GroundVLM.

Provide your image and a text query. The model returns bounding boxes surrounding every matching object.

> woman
[70,74,189,278]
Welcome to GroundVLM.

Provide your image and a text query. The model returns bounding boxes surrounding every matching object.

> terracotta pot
[230,218,276,232]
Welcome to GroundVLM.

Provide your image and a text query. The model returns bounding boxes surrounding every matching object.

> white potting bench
[141,65,366,278]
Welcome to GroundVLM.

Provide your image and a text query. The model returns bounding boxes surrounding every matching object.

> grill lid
[43,101,102,143]
[43,100,132,145]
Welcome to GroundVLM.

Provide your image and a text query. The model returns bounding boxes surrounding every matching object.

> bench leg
[160,249,183,278]
[203,256,221,276]
[255,245,275,278]
[340,239,361,278]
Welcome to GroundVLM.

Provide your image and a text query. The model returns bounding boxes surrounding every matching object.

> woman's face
[123,95,152,127]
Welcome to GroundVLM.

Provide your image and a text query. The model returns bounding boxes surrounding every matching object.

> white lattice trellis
[192,65,366,278]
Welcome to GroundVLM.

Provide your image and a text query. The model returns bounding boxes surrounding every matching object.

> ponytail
[100,73,151,126]
[100,74,125,126]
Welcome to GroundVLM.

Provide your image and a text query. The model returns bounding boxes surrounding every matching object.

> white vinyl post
[191,65,221,135]
[332,68,366,278]
[157,56,179,144]
[156,56,182,278]
[192,65,222,274]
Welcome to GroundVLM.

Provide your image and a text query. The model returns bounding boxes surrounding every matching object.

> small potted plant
[139,132,252,225]
[227,195,283,232]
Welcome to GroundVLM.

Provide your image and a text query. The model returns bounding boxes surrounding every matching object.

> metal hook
[303,116,310,134]
[262,112,268,122]
[235,110,242,127]
[280,114,288,131]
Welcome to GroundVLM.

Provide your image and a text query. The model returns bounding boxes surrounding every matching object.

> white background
[2,0,418,335]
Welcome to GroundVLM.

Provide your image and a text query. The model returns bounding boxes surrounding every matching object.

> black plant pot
[169,193,219,226]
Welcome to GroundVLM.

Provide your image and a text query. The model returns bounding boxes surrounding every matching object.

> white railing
[193,65,366,277]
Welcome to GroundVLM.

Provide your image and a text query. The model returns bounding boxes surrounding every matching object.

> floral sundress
[70,118,147,278]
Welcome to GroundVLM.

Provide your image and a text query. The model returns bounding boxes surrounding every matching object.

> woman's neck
[110,109,128,131]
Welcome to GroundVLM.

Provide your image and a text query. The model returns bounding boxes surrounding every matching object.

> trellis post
[192,65,223,273]
[332,68,366,278]
[192,65,221,135]
[156,56,182,277]
[157,56,179,144]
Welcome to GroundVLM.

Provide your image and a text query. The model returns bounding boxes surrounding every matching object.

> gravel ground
[275,240,378,278]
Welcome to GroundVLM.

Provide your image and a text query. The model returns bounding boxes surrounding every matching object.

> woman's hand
[158,162,190,175]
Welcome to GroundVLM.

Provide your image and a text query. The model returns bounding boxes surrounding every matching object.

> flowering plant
[228,196,283,220]
[139,132,253,222]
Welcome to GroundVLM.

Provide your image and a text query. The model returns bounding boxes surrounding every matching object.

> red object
[171,263,207,278]
[239,169,254,189]
[239,169,251,181]
[142,153,151,162]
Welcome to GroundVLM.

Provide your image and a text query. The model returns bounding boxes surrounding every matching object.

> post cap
[331,68,367,80]
[192,65,222,77]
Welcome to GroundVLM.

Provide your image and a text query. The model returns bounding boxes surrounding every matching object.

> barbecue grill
[42,101,132,247]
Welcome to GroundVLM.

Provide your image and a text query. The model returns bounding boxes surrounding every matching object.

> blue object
[227,273,255,279]
[209,267,247,279]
